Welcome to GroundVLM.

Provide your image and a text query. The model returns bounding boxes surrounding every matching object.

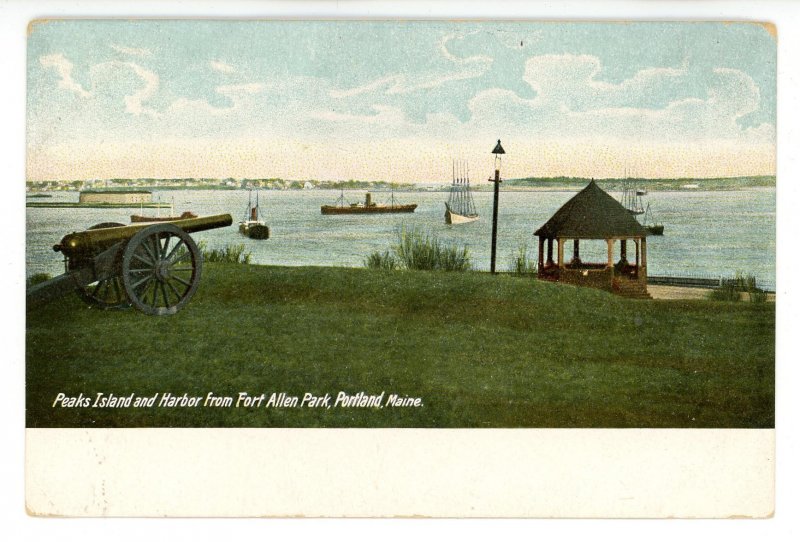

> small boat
[131,211,197,223]
[642,203,664,236]
[321,190,417,215]
[130,196,195,222]
[239,191,270,239]
[444,159,479,224]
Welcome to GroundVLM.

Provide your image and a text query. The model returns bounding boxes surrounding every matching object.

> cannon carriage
[27,214,233,315]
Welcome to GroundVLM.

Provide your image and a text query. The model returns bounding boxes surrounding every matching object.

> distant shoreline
[25,175,776,194]
[25,202,173,209]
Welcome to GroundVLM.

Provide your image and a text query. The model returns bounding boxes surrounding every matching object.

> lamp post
[488,139,505,274]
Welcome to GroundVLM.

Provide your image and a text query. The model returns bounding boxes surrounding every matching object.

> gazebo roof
[534,180,648,239]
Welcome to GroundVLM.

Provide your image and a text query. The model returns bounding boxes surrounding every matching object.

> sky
[26,20,776,182]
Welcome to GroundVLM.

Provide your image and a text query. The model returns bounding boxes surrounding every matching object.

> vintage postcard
[24,19,775,517]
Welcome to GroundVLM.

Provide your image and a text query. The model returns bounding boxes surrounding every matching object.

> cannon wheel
[121,224,202,315]
[76,222,131,310]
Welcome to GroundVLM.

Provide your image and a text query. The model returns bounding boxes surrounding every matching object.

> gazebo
[534,180,650,298]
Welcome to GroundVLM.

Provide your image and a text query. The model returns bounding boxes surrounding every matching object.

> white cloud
[122,63,160,118]
[329,32,492,98]
[389,68,486,95]
[168,82,266,115]
[111,44,152,57]
[39,53,91,98]
[309,104,405,125]
[506,54,773,144]
[315,52,774,154]
[439,32,492,66]
[522,54,689,111]
[217,83,264,95]
[210,60,235,73]
[708,67,761,118]
[40,53,161,116]
[329,64,491,98]
[329,76,398,99]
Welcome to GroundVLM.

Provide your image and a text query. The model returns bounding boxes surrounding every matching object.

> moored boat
[321,191,417,215]
[642,203,664,235]
[444,159,479,224]
[239,191,270,239]
[130,211,198,223]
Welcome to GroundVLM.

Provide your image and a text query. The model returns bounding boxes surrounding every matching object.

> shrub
[711,272,768,303]
[708,282,741,302]
[509,244,537,276]
[392,226,471,271]
[197,241,252,264]
[730,272,758,292]
[27,272,52,288]
[364,250,398,270]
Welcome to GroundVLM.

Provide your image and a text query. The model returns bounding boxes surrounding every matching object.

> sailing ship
[444,160,479,224]
[642,203,664,235]
[620,180,645,215]
[320,190,417,215]
[239,190,270,239]
[618,175,665,234]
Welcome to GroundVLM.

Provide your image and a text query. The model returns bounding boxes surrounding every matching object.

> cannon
[27,214,233,315]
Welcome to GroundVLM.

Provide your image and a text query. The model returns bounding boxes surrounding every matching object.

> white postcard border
[6,0,799,533]
[26,428,774,518]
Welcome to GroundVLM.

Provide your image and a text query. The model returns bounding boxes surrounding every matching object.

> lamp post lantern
[488,139,505,274]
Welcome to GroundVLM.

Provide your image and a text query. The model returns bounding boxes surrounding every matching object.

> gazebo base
[538,266,650,299]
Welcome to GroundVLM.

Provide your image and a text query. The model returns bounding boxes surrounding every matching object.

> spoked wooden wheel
[121,224,202,315]
[76,222,131,309]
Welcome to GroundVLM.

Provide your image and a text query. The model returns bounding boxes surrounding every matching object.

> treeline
[505,175,776,190]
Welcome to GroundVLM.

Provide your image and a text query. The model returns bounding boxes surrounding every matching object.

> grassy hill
[26,264,774,428]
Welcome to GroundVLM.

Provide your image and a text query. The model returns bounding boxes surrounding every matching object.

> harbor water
[25,187,776,290]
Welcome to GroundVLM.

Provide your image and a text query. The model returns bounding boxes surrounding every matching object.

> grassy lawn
[26,264,774,428]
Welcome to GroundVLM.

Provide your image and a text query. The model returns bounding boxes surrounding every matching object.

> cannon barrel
[54,213,233,258]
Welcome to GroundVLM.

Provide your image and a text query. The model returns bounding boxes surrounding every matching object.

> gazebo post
[546,238,554,265]
[557,238,564,268]
[572,239,580,263]
[538,236,544,269]
[620,239,627,264]
[641,238,647,273]
[606,239,614,268]
[635,239,640,268]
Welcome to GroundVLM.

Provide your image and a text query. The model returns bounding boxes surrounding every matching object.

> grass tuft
[197,241,252,264]
[709,271,767,303]
[364,250,398,270]
[390,226,471,271]
[26,273,53,288]
[509,244,537,276]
